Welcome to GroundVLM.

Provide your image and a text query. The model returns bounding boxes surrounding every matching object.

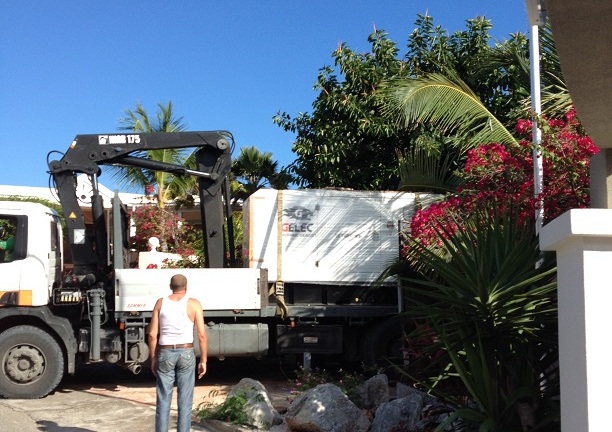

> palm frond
[380,73,518,151]
[540,77,573,118]
[477,35,530,85]
[397,146,463,193]
[107,165,152,193]
[519,23,572,119]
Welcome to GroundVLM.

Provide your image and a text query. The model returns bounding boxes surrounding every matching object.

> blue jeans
[155,348,196,432]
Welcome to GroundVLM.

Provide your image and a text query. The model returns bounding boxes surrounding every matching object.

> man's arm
[190,298,208,379]
[147,298,162,376]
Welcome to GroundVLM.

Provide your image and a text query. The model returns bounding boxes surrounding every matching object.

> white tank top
[158,295,194,345]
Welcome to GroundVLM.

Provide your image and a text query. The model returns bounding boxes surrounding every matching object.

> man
[148,274,208,432]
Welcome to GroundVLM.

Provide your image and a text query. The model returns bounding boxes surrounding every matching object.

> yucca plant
[399,203,559,431]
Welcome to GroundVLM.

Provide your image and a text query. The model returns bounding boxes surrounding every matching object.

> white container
[243,189,433,284]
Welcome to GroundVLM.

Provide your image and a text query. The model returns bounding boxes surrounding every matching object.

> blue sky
[1,1,531,191]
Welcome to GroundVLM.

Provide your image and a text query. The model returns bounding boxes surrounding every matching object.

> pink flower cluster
[410,108,598,246]
[130,204,187,253]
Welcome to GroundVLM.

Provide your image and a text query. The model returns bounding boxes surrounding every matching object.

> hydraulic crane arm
[48,131,234,279]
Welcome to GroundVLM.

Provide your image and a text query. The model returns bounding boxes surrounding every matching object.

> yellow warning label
[69,212,77,219]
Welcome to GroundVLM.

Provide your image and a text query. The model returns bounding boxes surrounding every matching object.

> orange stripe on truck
[0,290,33,306]
[18,290,33,306]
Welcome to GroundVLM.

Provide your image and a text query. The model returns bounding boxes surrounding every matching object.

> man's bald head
[170,274,188,291]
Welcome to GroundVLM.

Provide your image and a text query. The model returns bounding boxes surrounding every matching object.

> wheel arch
[360,315,406,374]
[0,306,78,374]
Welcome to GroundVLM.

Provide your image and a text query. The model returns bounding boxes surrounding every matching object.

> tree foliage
[382,22,567,158]
[112,101,191,208]
[231,146,292,201]
[275,15,532,190]
[274,30,409,189]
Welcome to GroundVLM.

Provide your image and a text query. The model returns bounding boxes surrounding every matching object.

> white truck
[0,131,432,398]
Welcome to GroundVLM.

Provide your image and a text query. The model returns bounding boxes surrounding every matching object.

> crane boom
[48,131,234,278]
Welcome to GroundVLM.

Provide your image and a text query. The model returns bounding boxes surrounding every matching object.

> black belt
[158,343,193,349]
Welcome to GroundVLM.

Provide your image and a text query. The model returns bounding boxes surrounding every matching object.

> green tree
[379,22,572,196]
[274,29,409,189]
[113,101,189,208]
[275,15,533,190]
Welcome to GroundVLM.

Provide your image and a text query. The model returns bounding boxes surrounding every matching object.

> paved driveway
[0,360,293,432]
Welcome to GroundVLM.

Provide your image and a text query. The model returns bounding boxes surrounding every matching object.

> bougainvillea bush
[130,204,197,257]
[410,108,599,246]
[130,204,242,268]
[395,109,596,431]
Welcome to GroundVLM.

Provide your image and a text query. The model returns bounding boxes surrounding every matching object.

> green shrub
[196,391,249,425]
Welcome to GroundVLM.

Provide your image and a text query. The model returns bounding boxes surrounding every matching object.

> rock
[203,376,448,432]
[370,392,426,432]
[395,382,437,407]
[352,374,389,410]
[268,420,291,432]
[227,378,283,429]
[285,383,370,432]
[394,381,411,398]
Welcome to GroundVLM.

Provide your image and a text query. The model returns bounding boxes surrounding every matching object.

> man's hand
[198,362,207,379]
[150,357,157,377]
[148,298,162,378]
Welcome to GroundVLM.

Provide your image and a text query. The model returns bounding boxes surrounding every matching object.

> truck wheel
[0,326,65,398]
[360,318,405,375]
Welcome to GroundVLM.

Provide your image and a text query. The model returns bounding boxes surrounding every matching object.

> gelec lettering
[282,222,313,233]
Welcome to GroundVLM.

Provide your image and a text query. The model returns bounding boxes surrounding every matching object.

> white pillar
[540,209,612,431]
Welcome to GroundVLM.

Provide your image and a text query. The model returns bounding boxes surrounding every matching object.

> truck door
[0,215,22,303]
[47,216,62,292]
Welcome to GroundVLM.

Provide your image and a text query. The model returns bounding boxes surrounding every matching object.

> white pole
[526,0,546,235]
[530,23,544,236]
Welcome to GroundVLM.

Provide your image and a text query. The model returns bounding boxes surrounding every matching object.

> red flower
[409,108,596,247]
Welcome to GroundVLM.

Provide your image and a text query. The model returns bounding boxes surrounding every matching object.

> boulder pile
[199,374,456,431]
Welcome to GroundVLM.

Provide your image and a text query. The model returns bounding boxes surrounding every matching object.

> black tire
[0,325,65,398]
[360,318,405,374]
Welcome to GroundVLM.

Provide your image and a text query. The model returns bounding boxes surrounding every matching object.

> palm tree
[232,146,292,201]
[379,73,519,193]
[112,101,189,208]
[396,144,462,194]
